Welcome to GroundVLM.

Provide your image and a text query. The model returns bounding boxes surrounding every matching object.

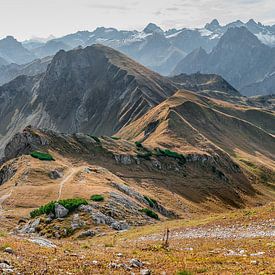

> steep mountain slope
[0,36,36,65]
[0,125,271,229]
[0,56,52,85]
[118,90,275,170]
[0,44,177,155]
[173,27,275,96]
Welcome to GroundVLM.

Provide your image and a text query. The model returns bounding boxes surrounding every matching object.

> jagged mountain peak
[143,23,164,34]
[205,19,221,31]
[217,26,262,48]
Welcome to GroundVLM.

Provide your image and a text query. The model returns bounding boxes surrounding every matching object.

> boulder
[91,211,115,226]
[111,221,129,231]
[49,170,63,179]
[54,203,69,218]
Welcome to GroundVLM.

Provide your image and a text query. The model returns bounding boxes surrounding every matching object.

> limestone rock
[54,203,69,218]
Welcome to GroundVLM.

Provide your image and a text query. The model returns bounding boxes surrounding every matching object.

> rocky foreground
[0,203,274,274]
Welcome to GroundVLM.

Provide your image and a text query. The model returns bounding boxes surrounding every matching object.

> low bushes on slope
[144,196,157,208]
[91,194,104,202]
[88,135,101,143]
[30,198,88,218]
[157,148,186,160]
[30,151,55,161]
[140,208,159,220]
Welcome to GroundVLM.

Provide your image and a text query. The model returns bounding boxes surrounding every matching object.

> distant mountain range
[0,19,275,95]
[173,27,275,96]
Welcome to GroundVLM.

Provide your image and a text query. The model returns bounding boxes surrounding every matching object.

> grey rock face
[71,214,85,230]
[18,218,40,234]
[111,221,130,231]
[4,127,49,161]
[114,155,133,165]
[54,203,69,218]
[91,211,116,226]
[0,162,17,186]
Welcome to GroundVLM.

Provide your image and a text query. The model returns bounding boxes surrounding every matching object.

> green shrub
[144,196,157,208]
[30,198,88,218]
[159,149,185,159]
[111,136,121,140]
[30,151,55,161]
[91,194,104,202]
[135,141,143,148]
[89,135,101,143]
[140,208,159,220]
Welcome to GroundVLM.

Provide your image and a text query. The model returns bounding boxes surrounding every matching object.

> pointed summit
[247,19,257,26]
[143,23,164,34]
[205,19,221,31]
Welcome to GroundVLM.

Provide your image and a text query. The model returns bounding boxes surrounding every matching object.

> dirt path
[139,219,275,241]
[57,167,82,200]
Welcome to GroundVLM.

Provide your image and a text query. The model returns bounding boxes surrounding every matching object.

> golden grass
[0,203,274,274]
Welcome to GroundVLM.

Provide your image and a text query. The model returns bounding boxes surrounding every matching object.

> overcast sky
[0,0,274,41]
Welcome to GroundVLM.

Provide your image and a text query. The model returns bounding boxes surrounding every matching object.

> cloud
[86,3,129,11]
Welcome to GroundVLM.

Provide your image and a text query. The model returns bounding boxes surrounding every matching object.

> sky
[0,0,274,41]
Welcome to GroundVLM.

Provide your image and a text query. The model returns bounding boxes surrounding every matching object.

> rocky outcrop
[0,162,17,186]
[4,126,48,161]
[111,182,177,218]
